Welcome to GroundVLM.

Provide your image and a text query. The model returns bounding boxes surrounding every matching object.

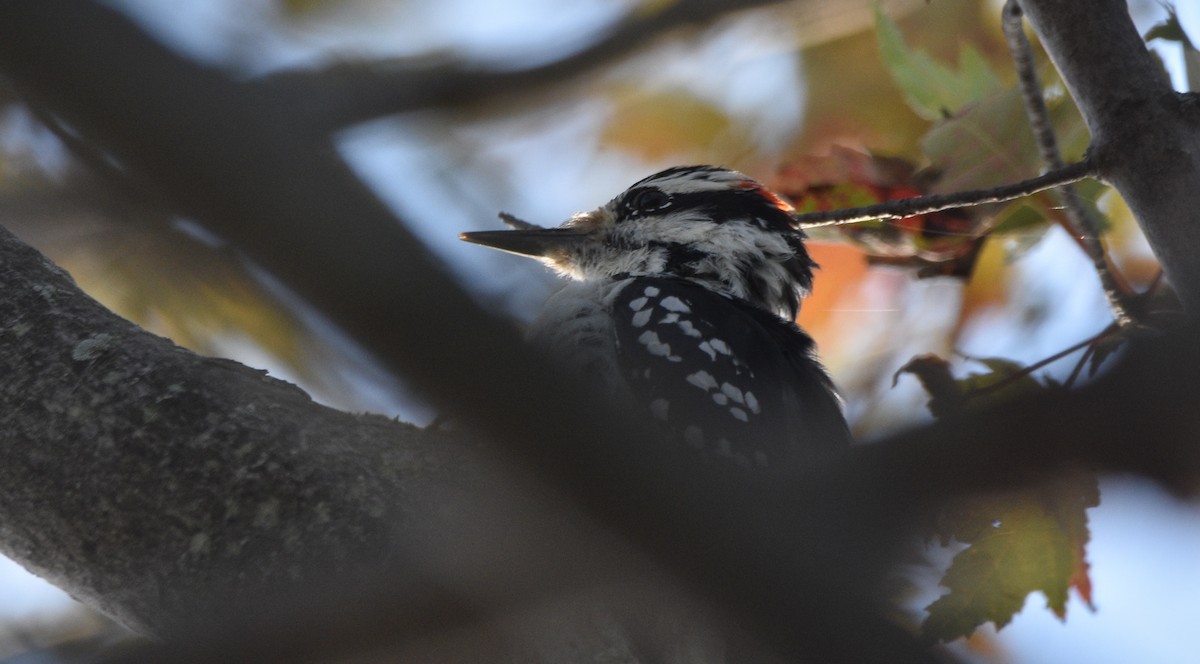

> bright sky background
[4,1,1199,661]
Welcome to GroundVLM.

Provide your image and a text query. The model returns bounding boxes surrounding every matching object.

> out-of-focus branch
[262,0,794,132]
[1019,0,1200,315]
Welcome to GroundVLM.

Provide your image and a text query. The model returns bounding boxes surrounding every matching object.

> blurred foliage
[781,5,1098,275]
[0,169,372,411]
[793,0,1001,155]
[599,85,750,164]
[0,605,138,662]
[775,148,981,273]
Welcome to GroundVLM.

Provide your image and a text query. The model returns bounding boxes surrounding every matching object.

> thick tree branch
[0,224,477,635]
[1019,0,1200,314]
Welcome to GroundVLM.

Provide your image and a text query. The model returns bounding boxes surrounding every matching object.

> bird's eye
[626,187,673,216]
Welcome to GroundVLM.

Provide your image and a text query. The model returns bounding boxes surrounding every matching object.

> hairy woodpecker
[461,165,849,469]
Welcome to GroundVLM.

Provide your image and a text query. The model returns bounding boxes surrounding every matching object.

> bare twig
[1002,0,1134,326]
[963,323,1119,400]
[1063,344,1096,389]
[791,159,1095,227]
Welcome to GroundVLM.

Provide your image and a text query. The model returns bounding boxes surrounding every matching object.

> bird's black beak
[458,228,593,259]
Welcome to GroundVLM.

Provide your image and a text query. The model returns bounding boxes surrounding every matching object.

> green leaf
[921,87,1036,193]
[901,357,1101,643]
[919,77,1105,250]
[923,470,1100,643]
[874,4,1001,120]
[990,200,1048,233]
[278,0,349,15]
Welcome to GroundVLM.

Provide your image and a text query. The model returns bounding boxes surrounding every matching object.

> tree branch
[261,0,795,131]
[0,221,933,662]
[0,224,478,635]
[791,159,1095,227]
[1018,0,1200,315]
[1002,0,1134,326]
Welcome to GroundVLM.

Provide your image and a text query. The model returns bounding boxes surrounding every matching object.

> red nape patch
[736,181,795,214]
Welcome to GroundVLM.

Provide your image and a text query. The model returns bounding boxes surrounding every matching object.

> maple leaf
[871,5,1105,269]
[874,5,1001,120]
[895,354,1100,643]
[923,471,1099,643]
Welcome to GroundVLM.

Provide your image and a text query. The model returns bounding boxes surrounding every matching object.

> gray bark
[0,224,474,635]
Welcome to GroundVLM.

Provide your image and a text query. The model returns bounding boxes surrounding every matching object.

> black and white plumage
[461,165,849,469]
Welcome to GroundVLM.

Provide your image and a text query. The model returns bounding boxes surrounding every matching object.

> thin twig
[1063,344,1095,390]
[1002,0,1134,326]
[791,159,1095,227]
[1002,1,1060,167]
[963,323,1118,400]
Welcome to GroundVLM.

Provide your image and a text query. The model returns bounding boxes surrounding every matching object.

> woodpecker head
[460,165,816,319]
